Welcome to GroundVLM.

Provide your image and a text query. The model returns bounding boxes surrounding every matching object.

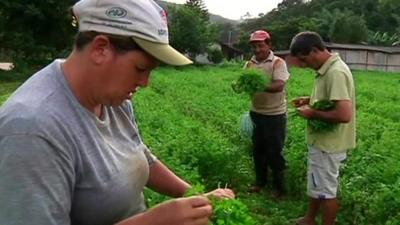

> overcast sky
[163,0,283,20]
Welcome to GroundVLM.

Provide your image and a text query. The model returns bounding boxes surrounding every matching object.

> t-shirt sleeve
[142,145,157,165]
[272,58,290,82]
[327,70,351,101]
[0,135,74,225]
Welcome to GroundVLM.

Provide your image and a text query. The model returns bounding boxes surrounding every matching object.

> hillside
[155,0,239,25]
[209,14,239,25]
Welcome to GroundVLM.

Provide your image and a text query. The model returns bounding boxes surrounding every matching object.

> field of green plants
[1,64,400,225]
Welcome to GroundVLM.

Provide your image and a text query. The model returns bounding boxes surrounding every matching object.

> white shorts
[307,145,347,199]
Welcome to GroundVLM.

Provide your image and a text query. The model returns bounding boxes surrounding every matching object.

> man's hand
[117,196,212,225]
[149,196,212,225]
[296,100,352,123]
[292,96,310,107]
[297,105,314,119]
[265,80,286,93]
[204,188,235,199]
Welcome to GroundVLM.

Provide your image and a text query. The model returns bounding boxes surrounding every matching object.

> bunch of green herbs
[231,68,269,96]
[309,100,339,133]
[185,184,256,225]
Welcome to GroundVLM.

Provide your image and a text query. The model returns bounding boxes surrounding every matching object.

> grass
[2,64,400,224]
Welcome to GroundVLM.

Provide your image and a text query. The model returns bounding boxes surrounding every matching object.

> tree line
[0,0,399,66]
[235,0,400,51]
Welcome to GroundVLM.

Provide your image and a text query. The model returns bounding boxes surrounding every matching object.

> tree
[216,23,239,45]
[0,0,76,64]
[207,48,224,64]
[168,5,217,58]
[240,12,253,21]
[327,9,369,44]
[368,31,400,46]
[233,0,399,48]
[185,0,209,20]
[277,0,305,11]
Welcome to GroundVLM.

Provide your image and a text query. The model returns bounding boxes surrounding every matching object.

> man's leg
[250,111,268,191]
[322,198,340,225]
[296,198,319,225]
[300,146,346,225]
[268,114,287,196]
[299,197,339,225]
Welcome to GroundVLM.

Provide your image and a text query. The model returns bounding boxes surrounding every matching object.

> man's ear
[310,47,319,54]
[89,35,113,65]
[286,55,304,68]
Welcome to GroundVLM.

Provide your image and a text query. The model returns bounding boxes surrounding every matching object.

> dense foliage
[167,1,219,58]
[235,0,400,51]
[133,65,400,225]
[0,0,221,66]
[1,0,398,67]
[0,0,76,64]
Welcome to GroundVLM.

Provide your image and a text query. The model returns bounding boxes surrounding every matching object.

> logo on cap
[159,9,168,28]
[106,7,127,18]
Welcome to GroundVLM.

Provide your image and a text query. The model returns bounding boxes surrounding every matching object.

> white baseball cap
[73,0,192,66]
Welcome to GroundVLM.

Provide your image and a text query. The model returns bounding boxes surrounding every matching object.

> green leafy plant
[207,48,224,64]
[184,184,256,225]
[309,100,338,133]
[231,68,269,96]
[210,197,256,225]
[4,65,400,225]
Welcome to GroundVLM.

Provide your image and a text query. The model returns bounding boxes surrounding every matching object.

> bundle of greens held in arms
[231,68,269,96]
[185,184,256,225]
[308,100,339,133]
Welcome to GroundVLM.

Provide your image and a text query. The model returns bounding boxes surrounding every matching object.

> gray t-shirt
[0,59,156,225]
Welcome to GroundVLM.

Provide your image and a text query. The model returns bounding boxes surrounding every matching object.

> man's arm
[265,79,286,93]
[146,160,191,197]
[266,58,289,93]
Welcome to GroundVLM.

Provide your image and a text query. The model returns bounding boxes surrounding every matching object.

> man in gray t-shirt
[0,0,234,225]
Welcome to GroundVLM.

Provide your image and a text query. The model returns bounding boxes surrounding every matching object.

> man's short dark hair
[74,31,142,53]
[290,31,326,56]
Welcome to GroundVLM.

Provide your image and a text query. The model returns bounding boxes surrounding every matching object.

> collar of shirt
[250,51,275,64]
[316,53,340,77]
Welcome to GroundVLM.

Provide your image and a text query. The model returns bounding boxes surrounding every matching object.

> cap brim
[132,37,192,66]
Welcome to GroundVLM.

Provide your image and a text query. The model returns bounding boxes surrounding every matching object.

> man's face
[295,51,320,70]
[99,48,159,106]
[250,40,270,61]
